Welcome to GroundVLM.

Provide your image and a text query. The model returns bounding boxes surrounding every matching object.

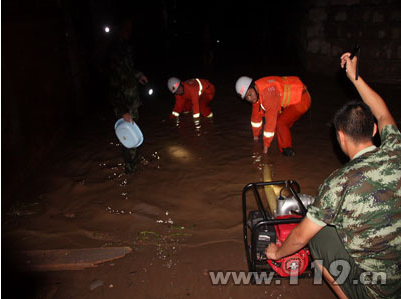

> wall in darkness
[2,1,92,204]
[300,0,401,83]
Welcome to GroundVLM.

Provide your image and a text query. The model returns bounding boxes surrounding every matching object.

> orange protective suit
[251,76,311,152]
[171,78,215,118]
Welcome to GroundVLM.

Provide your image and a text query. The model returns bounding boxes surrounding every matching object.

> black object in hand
[349,44,360,59]
[347,44,360,80]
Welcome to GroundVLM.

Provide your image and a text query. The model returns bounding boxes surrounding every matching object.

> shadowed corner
[1,248,46,298]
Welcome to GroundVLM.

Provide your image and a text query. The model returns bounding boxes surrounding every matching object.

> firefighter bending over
[235,76,311,156]
[167,77,215,127]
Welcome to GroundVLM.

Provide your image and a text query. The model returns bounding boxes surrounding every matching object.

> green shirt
[307,125,401,299]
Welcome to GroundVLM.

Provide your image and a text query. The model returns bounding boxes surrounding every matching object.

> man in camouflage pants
[108,18,148,174]
[265,52,400,299]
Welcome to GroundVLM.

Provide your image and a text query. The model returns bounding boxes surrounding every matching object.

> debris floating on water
[89,280,104,291]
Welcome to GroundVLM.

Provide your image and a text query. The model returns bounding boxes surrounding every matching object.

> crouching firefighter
[167,77,215,127]
[235,76,311,156]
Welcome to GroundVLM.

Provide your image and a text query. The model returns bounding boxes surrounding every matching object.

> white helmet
[167,77,181,94]
[235,76,253,99]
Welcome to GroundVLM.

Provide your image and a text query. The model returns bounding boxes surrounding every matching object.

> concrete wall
[300,0,401,83]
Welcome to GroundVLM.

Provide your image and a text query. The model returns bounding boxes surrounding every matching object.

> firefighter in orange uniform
[235,76,311,156]
[167,77,215,125]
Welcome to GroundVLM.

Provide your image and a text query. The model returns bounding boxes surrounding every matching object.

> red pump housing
[267,215,310,277]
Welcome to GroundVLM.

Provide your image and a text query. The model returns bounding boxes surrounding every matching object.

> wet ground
[2,70,400,299]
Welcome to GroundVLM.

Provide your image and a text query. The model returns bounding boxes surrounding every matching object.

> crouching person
[265,52,401,299]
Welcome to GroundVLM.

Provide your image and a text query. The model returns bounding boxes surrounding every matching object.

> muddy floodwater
[3,72,400,299]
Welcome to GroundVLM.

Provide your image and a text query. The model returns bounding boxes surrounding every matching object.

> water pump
[242,180,314,279]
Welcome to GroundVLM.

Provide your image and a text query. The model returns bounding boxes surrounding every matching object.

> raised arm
[340,53,396,132]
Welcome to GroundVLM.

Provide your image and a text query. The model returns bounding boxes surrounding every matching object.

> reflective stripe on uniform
[172,111,179,117]
[264,131,275,138]
[251,121,263,128]
[195,78,203,96]
[207,112,213,118]
[193,113,200,118]
[281,76,291,108]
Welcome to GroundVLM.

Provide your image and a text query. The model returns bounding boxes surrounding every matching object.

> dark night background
[1,1,401,298]
[1,0,307,205]
[2,0,401,214]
